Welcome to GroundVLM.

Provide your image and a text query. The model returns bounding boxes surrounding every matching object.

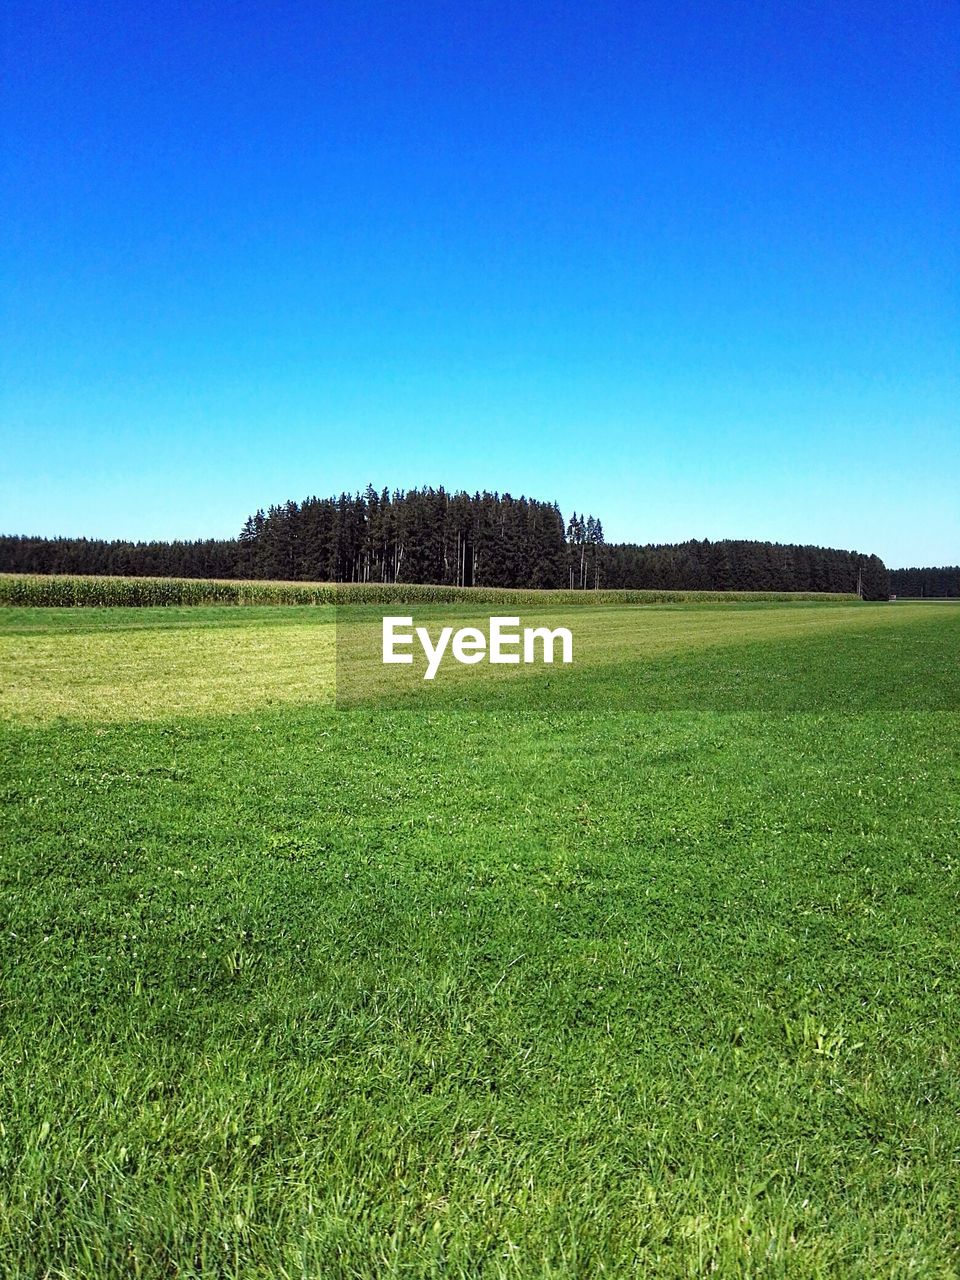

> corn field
[0,573,859,608]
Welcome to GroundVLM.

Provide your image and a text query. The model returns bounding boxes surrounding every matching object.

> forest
[0,485,899,598]
[888,565,960,598]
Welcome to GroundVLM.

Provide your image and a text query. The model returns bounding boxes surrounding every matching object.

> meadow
[1,594,958,1277]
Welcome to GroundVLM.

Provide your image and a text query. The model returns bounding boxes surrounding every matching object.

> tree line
[602,539,889,598]
[0,484,897,598]
[237,488,580,589]
[888,566,960,598]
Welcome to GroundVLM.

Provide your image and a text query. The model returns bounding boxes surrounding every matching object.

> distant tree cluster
[602,539,890,600]
[0,535,239,579]
[237,488,572,588]
[888,566,960,598]
[0,484,896,598]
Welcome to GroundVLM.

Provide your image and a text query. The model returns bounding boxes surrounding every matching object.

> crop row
[0,573,860,608]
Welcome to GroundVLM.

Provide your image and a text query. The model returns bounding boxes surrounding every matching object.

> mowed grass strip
[335,601,959,711]
[0,607,336,723]
[4,601,955,723]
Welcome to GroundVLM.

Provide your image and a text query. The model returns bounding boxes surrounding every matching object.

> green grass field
[2,599,959,1277]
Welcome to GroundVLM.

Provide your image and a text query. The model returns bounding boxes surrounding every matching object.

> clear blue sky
[2,0,956,567]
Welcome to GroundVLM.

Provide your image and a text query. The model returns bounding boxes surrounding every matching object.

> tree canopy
[0,484,897,599]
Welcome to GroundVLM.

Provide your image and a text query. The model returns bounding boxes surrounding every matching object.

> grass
[1,600,959,1276]
[4,600,953,722]
[334,601,958,712]
[1,606,337,723]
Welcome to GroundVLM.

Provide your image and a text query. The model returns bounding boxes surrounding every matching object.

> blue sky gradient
[2,0,956,566]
